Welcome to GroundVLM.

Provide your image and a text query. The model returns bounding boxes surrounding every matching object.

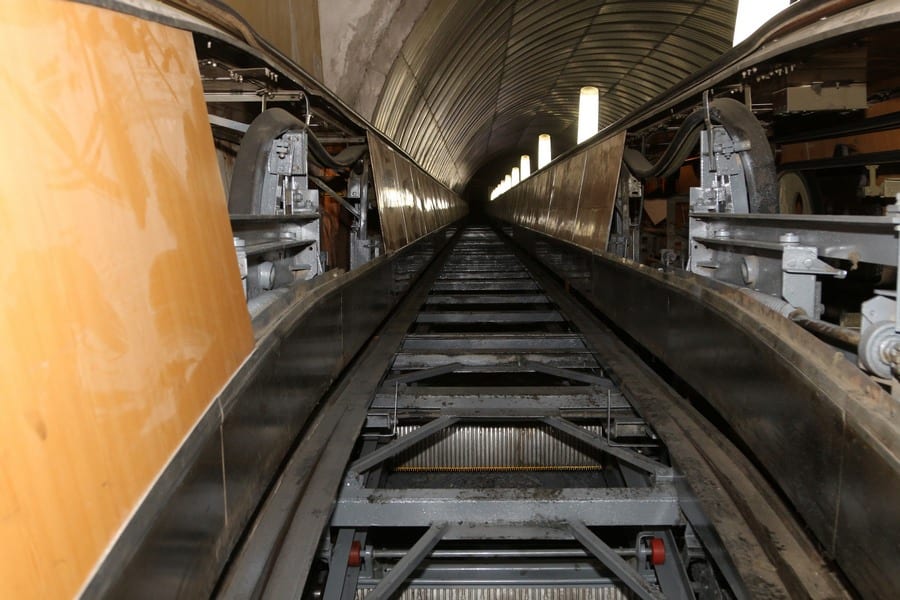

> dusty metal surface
[273,226,858,599]
[506,224,899,600]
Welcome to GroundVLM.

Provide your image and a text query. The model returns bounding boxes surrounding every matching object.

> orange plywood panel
[0,2,254,598]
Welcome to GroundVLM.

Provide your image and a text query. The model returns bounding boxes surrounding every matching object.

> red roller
[650,537,666,566]
[348,541,362,567]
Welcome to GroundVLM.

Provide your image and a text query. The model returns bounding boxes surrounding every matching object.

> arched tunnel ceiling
[366,0,738,194]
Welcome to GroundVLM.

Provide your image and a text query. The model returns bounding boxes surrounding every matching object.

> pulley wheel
[778,171,813,214]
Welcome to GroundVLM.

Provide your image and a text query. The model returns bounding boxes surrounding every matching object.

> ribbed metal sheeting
[368,132,467,253]
[373,0,737,192]
[357,589,630,599]
[393,424,604,470]
[488,131,626,252]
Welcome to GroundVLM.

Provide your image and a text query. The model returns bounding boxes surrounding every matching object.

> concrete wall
[317,0,432,119]
[222,0,324,80]
[221,0,430,121]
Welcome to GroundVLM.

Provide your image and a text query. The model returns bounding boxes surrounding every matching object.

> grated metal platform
[318,228,707,600]
[220,226,844,600]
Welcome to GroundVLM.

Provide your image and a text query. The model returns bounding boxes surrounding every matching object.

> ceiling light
[520,155,531,179]
[538,134,551,169]
[733,0,789,45]
[577,86,599,144]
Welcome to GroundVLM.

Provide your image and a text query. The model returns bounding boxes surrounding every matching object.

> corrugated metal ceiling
[372,0,737,192]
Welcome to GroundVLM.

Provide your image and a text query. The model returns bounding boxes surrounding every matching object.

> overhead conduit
[623,98,778,213]
[228,107,367,214]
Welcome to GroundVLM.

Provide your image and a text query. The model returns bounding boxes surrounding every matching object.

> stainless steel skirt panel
[487,131,625,254]
[82,230,452,599]
[505,225,900,600]
[369,132,467,253]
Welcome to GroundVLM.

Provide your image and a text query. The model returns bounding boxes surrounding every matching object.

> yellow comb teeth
[393,465,603,473]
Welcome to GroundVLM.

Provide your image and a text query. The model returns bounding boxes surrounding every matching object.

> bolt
[779,232,800,244]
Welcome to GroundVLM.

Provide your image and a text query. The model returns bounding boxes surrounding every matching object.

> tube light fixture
[577,86,599,144]
[538,134,551,169]
[511,167,520,185]
[520,155,531,179]
[733,0,789,45]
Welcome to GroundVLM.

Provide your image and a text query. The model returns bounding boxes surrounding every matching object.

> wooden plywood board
[0,2,254,597]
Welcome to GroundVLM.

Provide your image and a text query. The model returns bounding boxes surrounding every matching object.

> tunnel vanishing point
[2,1,899,599]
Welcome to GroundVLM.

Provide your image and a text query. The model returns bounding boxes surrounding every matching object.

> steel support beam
[401,334,587,351]
[416,311,564,323]
[650,529,694,600]
[542,416,670,478]
[332,486,681,528]
[569,521,664,600]
[348,415,460,474]
[364,524,447,600]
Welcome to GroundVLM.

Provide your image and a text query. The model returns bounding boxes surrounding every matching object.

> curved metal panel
[490,131,625,252]
[373,0,737,191]
[574,133,628,249]
[368,132,467,253]
[546,151,587,240]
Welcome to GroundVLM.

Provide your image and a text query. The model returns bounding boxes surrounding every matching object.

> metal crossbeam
[425,294,549,304]
[382,363,615,387]
[349,416,459,474]
[369,386,632,413]
[401,334,586,351]
[543,416,670,477]
[416,311,564,323]
[333,485,681,528]
[365,524,447,600]
[437,272,531,280]
[392,352,598,370]
[570,521,664,600]
[432,280,540,291]
[440,265,521,271]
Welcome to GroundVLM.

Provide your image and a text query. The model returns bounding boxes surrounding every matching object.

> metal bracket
[310,175,361,219]
[689,126,751,214]
[636,531,694,600]
[262,131,317,216]
[781,243,846,318]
